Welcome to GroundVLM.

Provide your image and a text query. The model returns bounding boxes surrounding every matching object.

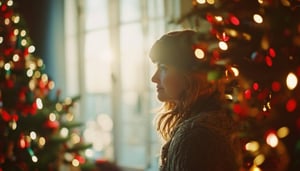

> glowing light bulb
[245,141,260,152]
[215,16,223,22]
[194,48,205,59]
[0,36,3,44]
[30,131,37,140]
[4,63,11,71]
[49,113,56,121]
[277,127,289,138]
[253,14,263,23]
[20,30,27,37]
[32,155,38,162]
[36,98,43,109]
[266,132,278,148]
[12,54,19,62]
[254,154,265,166]
[28,45,35,53]
[196,0,206,4]
[207,0,215,4]
[60,127,69,138]
[286,72,298,90]
[218,41,228,50]
[72,159,80,167]
[7,0,13,6]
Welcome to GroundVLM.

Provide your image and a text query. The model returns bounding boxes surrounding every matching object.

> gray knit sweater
[160,110,240,171]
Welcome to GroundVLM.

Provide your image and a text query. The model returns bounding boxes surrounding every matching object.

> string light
[245,141,260,152]
[286,72,298,90]
[194,48,205,59]
[277,127,289,138]
[72,159,80,167]
[253,14,263,24]
[7,0,13,6]
[196,0,206,4]
[266,131,278,148]
[30,131,37,140]
[12,54,20,62]
[254,154,265,166]
[28,45,36,53]
[36,98,43,109]
[218,41,228,50]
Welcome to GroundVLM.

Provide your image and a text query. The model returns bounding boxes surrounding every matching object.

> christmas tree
[0,0,93,170]
[173,0,300,170]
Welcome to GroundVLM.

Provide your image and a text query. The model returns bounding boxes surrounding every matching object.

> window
[64,0,181,170]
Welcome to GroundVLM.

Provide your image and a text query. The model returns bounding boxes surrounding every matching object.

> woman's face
[151,63,186,102]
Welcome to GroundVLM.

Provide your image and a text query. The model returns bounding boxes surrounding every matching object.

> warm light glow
[4,18,10,25]
[60,127,69,138]
[41,74,48,82]
[21,39,27,46]
[36,98,43,109]
[286,72,298,90]
[71,133,81,144]
[20,30,27,37]
[7,0,13,6]
[245,141,260,152]
[32,155,38,163]
[85,149,94,158]
[14,29,19,35]
[266,132,278,147]
[194,48,205,59]
[277,127,289,138]
[28,80,35,90]
[218,41,228,50]
[65,97,72,105]
[4,63,11,71]
[37,59,43,67]
[39,137,46,147]
[49,113,56,121]
[12,15,20,23]
[56,103,63,111]
[231,67,239,77]
[254,154,265,166]
[227,29,238,37]
[215,16,223,22]
[30,131,37,140]
[196,0,206,4]
[28,45,36,53]
[281,0,291,6]
[207,0,215,4]
[48,81,55,89]
[258,0,263,4]
[0,36,3,44]
[250,165,261,171]
[12,54,19,62]
[72,159,80,167]
[26,69,33,77]
[253,14,263,23]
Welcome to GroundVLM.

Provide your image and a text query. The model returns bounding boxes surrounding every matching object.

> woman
[149,30,241,171]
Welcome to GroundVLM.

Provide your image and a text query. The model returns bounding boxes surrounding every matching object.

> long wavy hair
[155,69,226,141]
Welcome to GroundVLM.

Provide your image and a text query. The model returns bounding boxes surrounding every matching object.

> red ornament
[286,98,297,112]
[265,56,273,67]
[229,14,240,26]
[44,119,59,130]
[271,81,281,92]
[244,89,252,99]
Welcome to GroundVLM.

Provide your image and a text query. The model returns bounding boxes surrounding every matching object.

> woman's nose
[151,70,159,83]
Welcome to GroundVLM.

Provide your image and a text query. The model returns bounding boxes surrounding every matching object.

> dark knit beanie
[149,30,211,71]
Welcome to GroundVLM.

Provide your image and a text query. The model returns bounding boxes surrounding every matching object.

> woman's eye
[158,64,167,71]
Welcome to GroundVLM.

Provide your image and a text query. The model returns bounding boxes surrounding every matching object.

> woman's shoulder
[181,110,236,135]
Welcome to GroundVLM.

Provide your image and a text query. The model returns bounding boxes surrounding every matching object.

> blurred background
[2,0,300,171]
